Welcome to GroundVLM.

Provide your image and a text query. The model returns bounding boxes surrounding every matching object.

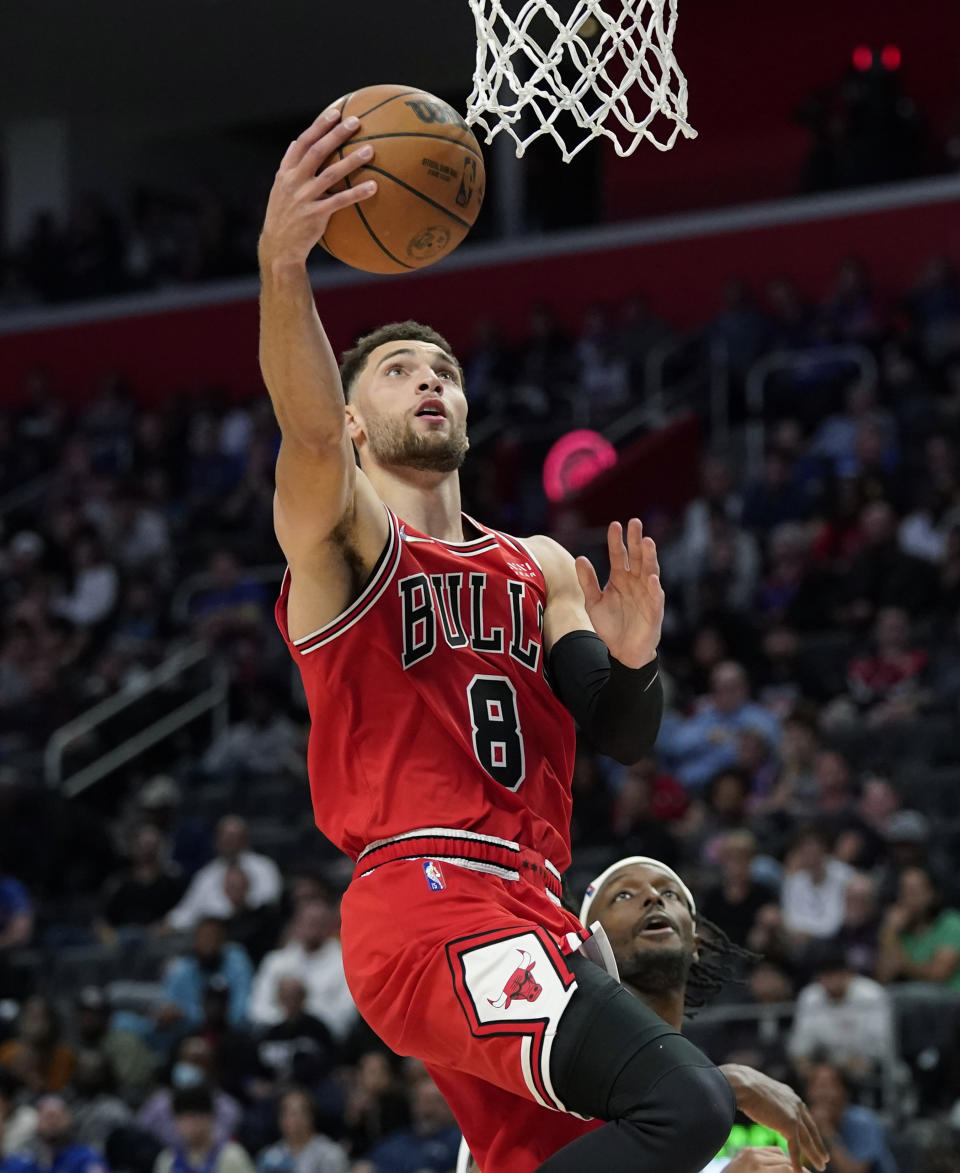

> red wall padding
[1,192,958,407]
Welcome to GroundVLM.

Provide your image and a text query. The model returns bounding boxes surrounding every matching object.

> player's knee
[608,1048,735,1171]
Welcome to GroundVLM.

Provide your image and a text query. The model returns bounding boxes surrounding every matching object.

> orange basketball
[319,84,486,275]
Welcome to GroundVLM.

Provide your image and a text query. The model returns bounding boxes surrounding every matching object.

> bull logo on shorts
[487,949,542,1009]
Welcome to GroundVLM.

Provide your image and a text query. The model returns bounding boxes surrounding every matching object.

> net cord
[466,0,696,161]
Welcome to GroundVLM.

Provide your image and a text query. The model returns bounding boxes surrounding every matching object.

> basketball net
[466,0,696,162]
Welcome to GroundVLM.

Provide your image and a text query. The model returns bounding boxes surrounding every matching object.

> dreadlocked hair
[684,915,759,1016]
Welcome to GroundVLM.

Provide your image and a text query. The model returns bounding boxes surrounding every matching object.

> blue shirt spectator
[805,1063,899,1173]
[0,874,33,950]
[363,1080,460,1173]
[162,919,252,1031]
[657,662,781,790]
[1,1097,107,1173]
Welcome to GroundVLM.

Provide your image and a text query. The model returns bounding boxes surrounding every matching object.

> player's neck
[369,465,467,542]
[623,981,685,1030]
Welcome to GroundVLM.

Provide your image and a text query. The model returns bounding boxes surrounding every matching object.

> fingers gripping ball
[320,84,486,275]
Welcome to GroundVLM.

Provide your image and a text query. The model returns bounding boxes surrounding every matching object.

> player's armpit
[275,444,390,640]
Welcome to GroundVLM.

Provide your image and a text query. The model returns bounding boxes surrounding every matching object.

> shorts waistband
[354,827,563,900]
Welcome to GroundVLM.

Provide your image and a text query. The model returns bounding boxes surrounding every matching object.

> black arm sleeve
[547,629,663,764]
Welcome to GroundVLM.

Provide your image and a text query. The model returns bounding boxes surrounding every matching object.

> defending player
[260,108,733,1173]
[459,856,828,1172]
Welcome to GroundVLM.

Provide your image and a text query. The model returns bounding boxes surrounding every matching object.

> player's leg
[532,950,735,1172]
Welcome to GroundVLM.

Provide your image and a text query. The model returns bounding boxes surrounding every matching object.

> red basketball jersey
[275,507,577,869]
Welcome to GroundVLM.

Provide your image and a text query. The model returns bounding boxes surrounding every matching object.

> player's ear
[692,929,701,964]
[345,404,364,444]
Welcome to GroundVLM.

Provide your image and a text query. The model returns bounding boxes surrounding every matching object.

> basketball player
[460,856,828,1172]
[460,855,829,1172]
[260,107,732,1173]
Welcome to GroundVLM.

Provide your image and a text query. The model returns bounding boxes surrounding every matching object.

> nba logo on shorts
[423,860,446,891]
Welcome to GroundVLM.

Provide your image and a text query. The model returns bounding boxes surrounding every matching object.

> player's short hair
[340,321,461,400]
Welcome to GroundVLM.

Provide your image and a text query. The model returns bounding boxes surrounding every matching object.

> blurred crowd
[2,253,960,1172]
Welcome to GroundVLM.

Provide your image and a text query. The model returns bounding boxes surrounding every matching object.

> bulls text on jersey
[398,572,543,672]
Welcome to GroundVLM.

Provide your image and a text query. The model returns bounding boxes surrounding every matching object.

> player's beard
[365,413,468,473]
[619,944,693,996]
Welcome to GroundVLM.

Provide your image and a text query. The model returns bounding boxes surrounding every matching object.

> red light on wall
[881,44,902,70]
[542,430,617,503]
[852,45,873,71]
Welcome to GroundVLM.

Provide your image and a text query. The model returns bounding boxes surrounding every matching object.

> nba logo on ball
[423,861,446,891]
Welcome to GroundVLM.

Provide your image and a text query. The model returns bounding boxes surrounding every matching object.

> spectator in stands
[657,661,781,790]
[0,861,33,989]
[249,900,356,1044]
[679,454,743,573]
[0,999,76,1095]
[810,381,895,482]
[606,769,681,867]
[873,810,948,908]
[220,867,282,965]
[188,551,267,646]
[845,607,929,726]
[803,1063,898,1173]
[137,1038,240,1151]
[788,941,896,1082]
[201,690,304,780]
[708,278,770,378]
[682,508,761,621]
[876,866,960,990]
[677,767,753,868]
[755,526,829,634]
[256,1088,346,1173]
[68,1053,131,1154]
[351,1074,460,1173]
[1,1095,108,1173]
[157,918,252,1036]
[810,750,883,871]
[255,977,338,1090]
[761,705,820,817]
[72,988,157,1103]
[97,824,186,941]
[166,817,281,933]
[0,1071,37,1157]
[741,450,810,537]
[780,825,854,948]
[53,529,119,630]
[340,1053,409,1162]
[838,501,937,628]
[699,831,780,950]
[134,778,212,881]
[831,872,882,978]
[152,1085,253,1173]
[193,980,272,1149]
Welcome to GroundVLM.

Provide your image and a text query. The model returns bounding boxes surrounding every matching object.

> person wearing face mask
[136,1038,240,1152]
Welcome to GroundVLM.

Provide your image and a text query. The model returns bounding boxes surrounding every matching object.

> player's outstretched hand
[724,1066,829,1173]
[258,108,377,269]
[724,1147,813,1173]
[574,518,663,669]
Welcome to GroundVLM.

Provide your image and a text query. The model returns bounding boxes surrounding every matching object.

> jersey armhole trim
[293,507,402,653]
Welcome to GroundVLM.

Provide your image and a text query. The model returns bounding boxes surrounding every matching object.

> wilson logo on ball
[405,99,469,129]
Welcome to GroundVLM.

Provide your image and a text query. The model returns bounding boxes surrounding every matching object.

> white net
[466,0,696,162]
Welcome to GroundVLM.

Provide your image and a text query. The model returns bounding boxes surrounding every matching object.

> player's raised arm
[258,109,383,560]
[529,520,664,765]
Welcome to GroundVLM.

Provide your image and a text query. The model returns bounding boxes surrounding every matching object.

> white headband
[579,856,697,927]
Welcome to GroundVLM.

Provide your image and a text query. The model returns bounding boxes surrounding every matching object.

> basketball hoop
[465,0,696,162]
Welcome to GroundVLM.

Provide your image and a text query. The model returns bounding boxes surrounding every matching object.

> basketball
[319,84,486,275]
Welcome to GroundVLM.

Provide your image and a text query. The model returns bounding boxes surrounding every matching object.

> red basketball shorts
[340,844,604,1173]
